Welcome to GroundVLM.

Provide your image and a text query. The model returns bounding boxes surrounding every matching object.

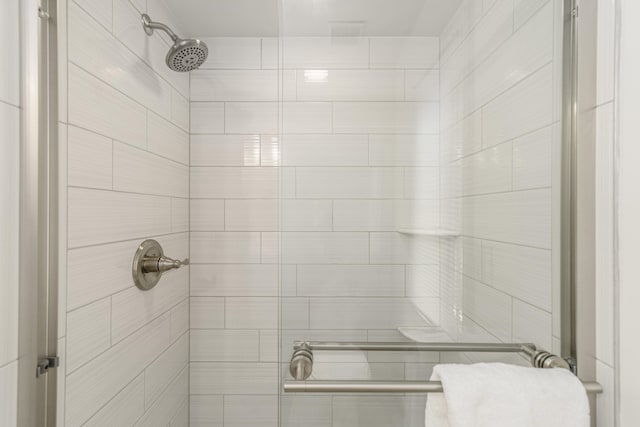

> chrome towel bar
[286,340,603,394]
[283,380,604,394]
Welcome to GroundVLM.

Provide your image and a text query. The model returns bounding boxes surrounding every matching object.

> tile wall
[0,0,21,424]
[594,0,617,424]
[57,0,190,425]
[439,0,563,359]
[188,35,442,426]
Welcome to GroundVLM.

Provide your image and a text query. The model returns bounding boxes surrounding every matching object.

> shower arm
[141,13,178,42]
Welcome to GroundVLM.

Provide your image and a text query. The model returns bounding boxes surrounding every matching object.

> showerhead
[141,14,208,72]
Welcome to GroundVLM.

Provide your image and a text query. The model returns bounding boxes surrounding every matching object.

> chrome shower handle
[141,255,190,274]
[132,239,189,291]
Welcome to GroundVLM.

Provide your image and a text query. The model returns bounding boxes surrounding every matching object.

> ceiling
[162,0,463,38]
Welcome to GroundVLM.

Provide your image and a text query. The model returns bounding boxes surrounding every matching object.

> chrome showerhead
[141,13,208,72]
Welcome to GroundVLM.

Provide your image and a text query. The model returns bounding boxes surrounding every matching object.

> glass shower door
[278,0,565,425]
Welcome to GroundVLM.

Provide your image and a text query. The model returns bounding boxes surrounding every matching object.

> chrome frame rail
[285,341,603,394]
[283,380,604,394]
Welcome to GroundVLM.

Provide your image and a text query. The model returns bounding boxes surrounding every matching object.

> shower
[141,13,208,72]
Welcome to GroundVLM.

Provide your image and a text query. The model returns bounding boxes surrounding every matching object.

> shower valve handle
[141,255,190,274]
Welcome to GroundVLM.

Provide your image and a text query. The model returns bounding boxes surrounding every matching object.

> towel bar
[283,380,604,394]
[286,341,602,394]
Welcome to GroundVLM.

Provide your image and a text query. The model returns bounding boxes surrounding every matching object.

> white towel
[425,363,590,427]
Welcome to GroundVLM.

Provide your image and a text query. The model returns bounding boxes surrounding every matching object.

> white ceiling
[162,0,463,38]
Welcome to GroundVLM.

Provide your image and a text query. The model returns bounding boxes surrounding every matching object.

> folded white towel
[425,363,590,427]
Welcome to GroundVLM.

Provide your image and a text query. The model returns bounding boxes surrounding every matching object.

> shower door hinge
[38,7,51,20]
[36,356,60,377]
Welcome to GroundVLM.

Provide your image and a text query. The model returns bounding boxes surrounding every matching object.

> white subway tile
[333,200,395,231]
[281,396,332,427]
[135,368,188,427]
[596,0,615,104]
[191,70,278,102]
[190,232,262,263]
[333,102,439,134]
[190,396,223,427]
[0,102,19,368]
[0,0,19,106]
[68,188,171,248]
[111,268,188,343]
[513,126,552,190]
[596,103,615,366]
[460,142,513,196]
[440,110,483,161]
[171,198,189,233]
[190,363,278,394]
[282,200,333,231]
[224,396,278,427]
[370,37,439,68]
[68,64,146,149]
[462,277,512,342]
[65,315,171,427]
[261,38,278,69]
[369,134,439,166]
[191,167,278,199]
[596,361,615,427]
[225,199,278,231]
[310,298,427,330]
[333,396,426,426]
[170,299,189,342]
[282,37,369,69]
[296,167,403,199]
[190,329,259,362]
[190,200,225,231]
[370,232,439,265]
[144,333,189,406]
[68,125,113,190]
[440,0,484,63]
[297,265,405,297]
[404,167,440,199]
[282,297,310,328]
[513,299,552,350]
[67,240,133,310]
[406,265,440,298]
[482,65,554,147]
[395,199,441,230]
[482,240,552,311]
[113,142,189,198]
[147,111,189,165]
[281,134,368,166]
[283,102,332,133]
[225,102,278,134]
[281,232,369,264]
[0,362,17,427]
[83,374,144,427]
[260,135,281,166]
[226,297,278,329]
[297,70,404,101]
[66,298,111,373]
[313,362,404,381]
[190,103,225,134]
[440,0,513,95]
[261,232,279,264]
[74,0,112,30]
[171,90,189,132]
[462,189,551,248]
[190,297,225,329]
[514,0,549,29]
[69,3,172,119]
[199,38,262,69]
[169,399,188,427]
[191,134,261,167]
[260,330,279,362]
[405,70,440,101]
